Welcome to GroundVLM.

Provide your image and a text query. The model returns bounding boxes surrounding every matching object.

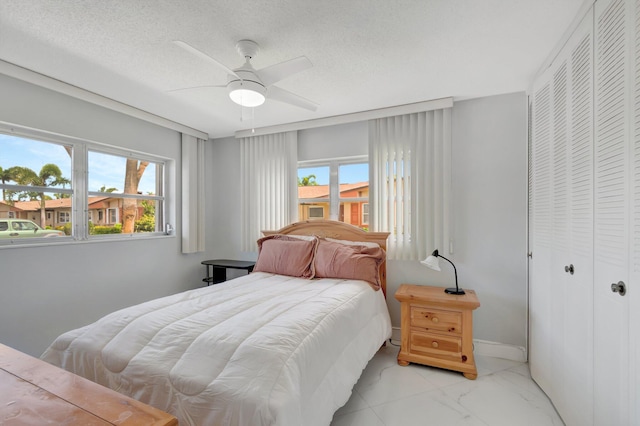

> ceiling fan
[172,39,318,111]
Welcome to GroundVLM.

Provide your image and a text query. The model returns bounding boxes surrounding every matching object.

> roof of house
[11,196,110,211]
[0,201,24,211]
[298,182,368,199]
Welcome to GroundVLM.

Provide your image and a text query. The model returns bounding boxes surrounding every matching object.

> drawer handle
[432,341,439,348]
[432,317,439,323]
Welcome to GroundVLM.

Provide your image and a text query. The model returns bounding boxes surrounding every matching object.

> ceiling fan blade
[268,85,318,111]
[167,84,226,93]
[173,40,239,78]
[257,56,313,87]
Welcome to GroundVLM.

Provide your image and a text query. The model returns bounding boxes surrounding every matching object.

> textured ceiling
[0,0,585,138]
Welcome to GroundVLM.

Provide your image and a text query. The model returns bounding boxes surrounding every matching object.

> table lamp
[420,249,465,295]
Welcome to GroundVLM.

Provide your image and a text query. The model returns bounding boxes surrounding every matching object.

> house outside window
[0,123,169,245]
[297,157,369,229]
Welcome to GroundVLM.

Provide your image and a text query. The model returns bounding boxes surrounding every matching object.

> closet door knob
[611,281,626,296]
[564,264,574,275]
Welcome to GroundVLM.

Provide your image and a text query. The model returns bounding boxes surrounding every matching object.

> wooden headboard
[263,220,390,296]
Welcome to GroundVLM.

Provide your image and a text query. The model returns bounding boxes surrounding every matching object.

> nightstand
[395,284,480,379]
[201,259,255,285]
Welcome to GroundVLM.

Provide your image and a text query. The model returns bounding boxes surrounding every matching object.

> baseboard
[473,339,527,363]
[390,327,527,363]
[390,327,401,346]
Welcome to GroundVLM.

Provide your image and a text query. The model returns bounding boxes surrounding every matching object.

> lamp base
[444,287,466,295]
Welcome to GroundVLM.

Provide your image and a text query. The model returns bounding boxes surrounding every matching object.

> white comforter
[41,272,392,426]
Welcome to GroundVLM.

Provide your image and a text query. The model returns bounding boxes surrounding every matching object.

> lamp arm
[438,254,459,290]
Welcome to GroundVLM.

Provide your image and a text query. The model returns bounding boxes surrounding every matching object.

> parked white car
[0,219,64,238]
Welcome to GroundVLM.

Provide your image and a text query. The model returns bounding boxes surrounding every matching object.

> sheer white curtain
[182,133,205,254]
[369,107,452,260]
[240,131,298,251]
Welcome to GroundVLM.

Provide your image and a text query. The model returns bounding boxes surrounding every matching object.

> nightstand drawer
[410,331,462,361]
[410,306,461,334]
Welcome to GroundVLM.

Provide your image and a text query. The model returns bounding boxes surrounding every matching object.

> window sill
[0,233,175,250]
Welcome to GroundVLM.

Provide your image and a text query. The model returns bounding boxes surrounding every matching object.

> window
[58,211,70,223]
[362,203,369,225]
[88,150,163,234]
[0,133,72,240]
[107,208,118,224]
[8,212,15,219]
[0,124,169,245]
[297,157,369,229]
[308,206,324,218]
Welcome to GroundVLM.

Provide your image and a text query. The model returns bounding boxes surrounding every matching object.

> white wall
[298,121,368,161]
[209,92,529,349]
[451,93,528,348]
[0,74,213,357]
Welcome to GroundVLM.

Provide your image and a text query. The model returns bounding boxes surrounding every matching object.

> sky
[0,134,156,195]
[298,163,368,185]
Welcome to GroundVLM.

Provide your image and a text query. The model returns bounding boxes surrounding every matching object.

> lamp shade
[420,249,465,295]
[228,79,266,107]
[420,255,441,271]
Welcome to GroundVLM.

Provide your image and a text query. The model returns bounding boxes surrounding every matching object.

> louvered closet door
[529,76,553,400]
[632,1,640,422]
[593,0,632,424]
[529,9,594,425]
[560,13,594,425]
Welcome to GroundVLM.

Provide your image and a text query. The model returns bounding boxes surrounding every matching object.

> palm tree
[0,166,16,203]
[54,176,72,199]
[298,174,318,186]
[9,164,67,226]
[99,185,118,193]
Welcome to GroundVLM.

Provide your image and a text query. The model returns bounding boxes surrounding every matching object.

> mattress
[41,272,392,426]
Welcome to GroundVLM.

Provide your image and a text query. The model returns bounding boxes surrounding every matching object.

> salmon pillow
[254,235,318,278]
[314,238,385,290]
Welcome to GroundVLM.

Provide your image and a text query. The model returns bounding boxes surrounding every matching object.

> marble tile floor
[331,344,564,426]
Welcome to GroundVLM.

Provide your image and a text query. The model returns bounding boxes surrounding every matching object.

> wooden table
[395,284,480,379]
[0,344,178,425]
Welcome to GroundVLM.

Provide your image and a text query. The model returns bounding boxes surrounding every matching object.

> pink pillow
[314,238,386,290]
[254,235,318,278]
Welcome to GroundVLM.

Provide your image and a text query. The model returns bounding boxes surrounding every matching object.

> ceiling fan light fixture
[228,79,266,107]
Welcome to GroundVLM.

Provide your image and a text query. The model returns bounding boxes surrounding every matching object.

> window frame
[297,155,368,223]
[0,122,172,247]
[308,206,324,218]
[107,207,118,224]
[362,202,369,225]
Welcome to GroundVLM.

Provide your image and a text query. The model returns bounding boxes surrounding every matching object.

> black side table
[201,259,256,285]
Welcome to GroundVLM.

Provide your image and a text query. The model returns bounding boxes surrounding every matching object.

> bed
[41,220,392,426]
